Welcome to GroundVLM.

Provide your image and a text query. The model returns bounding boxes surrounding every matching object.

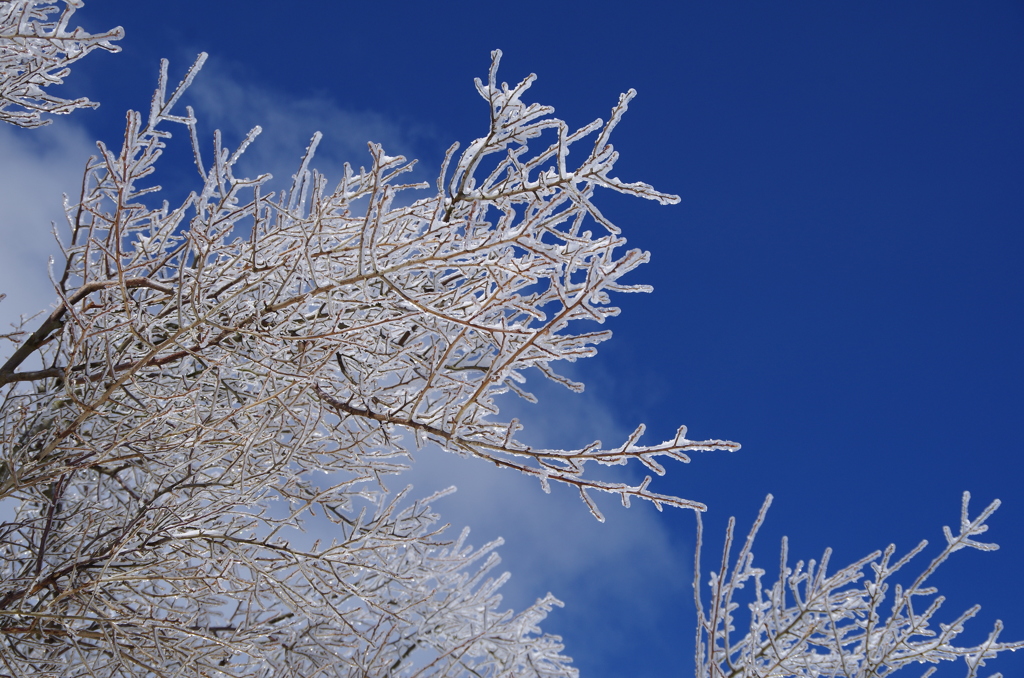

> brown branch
[0,278,173,386]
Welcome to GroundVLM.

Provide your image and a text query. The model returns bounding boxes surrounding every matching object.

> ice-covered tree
[0,36,740,678]
[0,2,1019,677]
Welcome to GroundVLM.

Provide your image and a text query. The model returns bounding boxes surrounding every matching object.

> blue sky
[1,2,1021,677]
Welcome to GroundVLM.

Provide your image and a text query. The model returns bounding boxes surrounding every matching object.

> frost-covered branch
[0,49,736,515]
[695,492,1023,678]
[0,0,122,128]
[0,48,733,675]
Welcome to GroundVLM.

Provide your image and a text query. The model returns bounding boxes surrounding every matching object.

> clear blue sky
[8,2,1024,676]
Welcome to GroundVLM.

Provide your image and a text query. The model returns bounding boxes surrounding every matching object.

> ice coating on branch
[0,0,123,127]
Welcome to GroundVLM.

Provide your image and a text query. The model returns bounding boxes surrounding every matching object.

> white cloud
[0,121,96,349]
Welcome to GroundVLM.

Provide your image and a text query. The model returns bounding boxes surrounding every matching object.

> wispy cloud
[183,57,442,193]
[0,121,96,345]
